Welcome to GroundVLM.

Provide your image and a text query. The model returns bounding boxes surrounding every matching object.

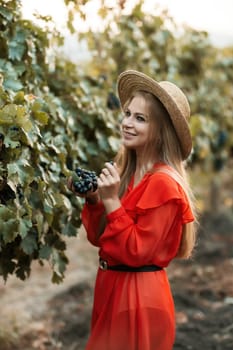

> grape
[106,92,120,110]
[71,162,115,195]
[72,166,98,195]
[9,126,20,132]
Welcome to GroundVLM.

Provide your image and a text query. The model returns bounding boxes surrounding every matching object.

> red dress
[82,164,194,350]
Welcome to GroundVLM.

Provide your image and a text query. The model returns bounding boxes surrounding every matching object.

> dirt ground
[0,211,233,350]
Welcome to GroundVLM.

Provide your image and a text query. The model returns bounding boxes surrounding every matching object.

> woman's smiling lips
[122,130,137,138]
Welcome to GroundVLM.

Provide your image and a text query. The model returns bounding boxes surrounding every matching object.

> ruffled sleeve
[81,201,105,247]
[98,171,194,267]
[135,172,194,224]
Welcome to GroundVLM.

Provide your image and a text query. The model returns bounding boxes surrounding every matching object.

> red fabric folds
[81,164,194,350]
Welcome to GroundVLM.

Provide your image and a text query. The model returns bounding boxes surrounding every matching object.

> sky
[153,0,233,47]
[21,0,233,61]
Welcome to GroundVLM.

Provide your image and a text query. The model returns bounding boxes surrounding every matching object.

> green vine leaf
[20,233,38,255]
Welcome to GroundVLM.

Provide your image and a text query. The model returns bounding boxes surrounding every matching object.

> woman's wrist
[102,197,121,214]
[85,192,100,205]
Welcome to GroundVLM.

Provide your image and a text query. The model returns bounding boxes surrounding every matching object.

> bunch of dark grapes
[72,167,98,194]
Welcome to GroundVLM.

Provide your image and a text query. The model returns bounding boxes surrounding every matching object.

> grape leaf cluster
[72,167,98,194]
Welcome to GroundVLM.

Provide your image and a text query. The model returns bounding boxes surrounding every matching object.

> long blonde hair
[115,90,198,259]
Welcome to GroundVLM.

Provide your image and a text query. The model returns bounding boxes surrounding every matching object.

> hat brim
[117,70,192,160]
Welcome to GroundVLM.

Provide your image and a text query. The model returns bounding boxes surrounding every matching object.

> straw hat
[117,70,192,160]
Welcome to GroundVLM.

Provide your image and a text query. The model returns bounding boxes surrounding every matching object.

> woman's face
[121,95,154,154]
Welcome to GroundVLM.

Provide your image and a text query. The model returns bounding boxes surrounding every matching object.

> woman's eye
[136,115,145,122]
[124,110,131,117]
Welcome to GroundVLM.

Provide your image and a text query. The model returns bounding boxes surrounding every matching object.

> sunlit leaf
[33,111,49,125]
[8,39,26,61]
[3,78,23,91]
[0,6,13,20]
[13,91,25,104]
[7,158,34,185]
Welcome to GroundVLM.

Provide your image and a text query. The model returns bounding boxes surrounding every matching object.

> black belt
[99,258,163,272]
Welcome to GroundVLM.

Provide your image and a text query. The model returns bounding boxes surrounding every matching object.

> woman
[68,70,197,350]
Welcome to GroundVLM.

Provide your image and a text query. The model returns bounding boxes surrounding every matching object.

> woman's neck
[135,153,160,172]
[134,156,161,187]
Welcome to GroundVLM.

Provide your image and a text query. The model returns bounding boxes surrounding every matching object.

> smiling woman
[67,69,198,350]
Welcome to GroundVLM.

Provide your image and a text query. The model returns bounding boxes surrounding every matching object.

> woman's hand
[67,176,100,204]
[98,162,121,213]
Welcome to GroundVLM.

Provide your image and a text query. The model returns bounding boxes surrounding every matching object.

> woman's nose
[122,116,133,128]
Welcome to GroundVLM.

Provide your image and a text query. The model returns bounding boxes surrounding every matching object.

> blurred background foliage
[0,0,232,282]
